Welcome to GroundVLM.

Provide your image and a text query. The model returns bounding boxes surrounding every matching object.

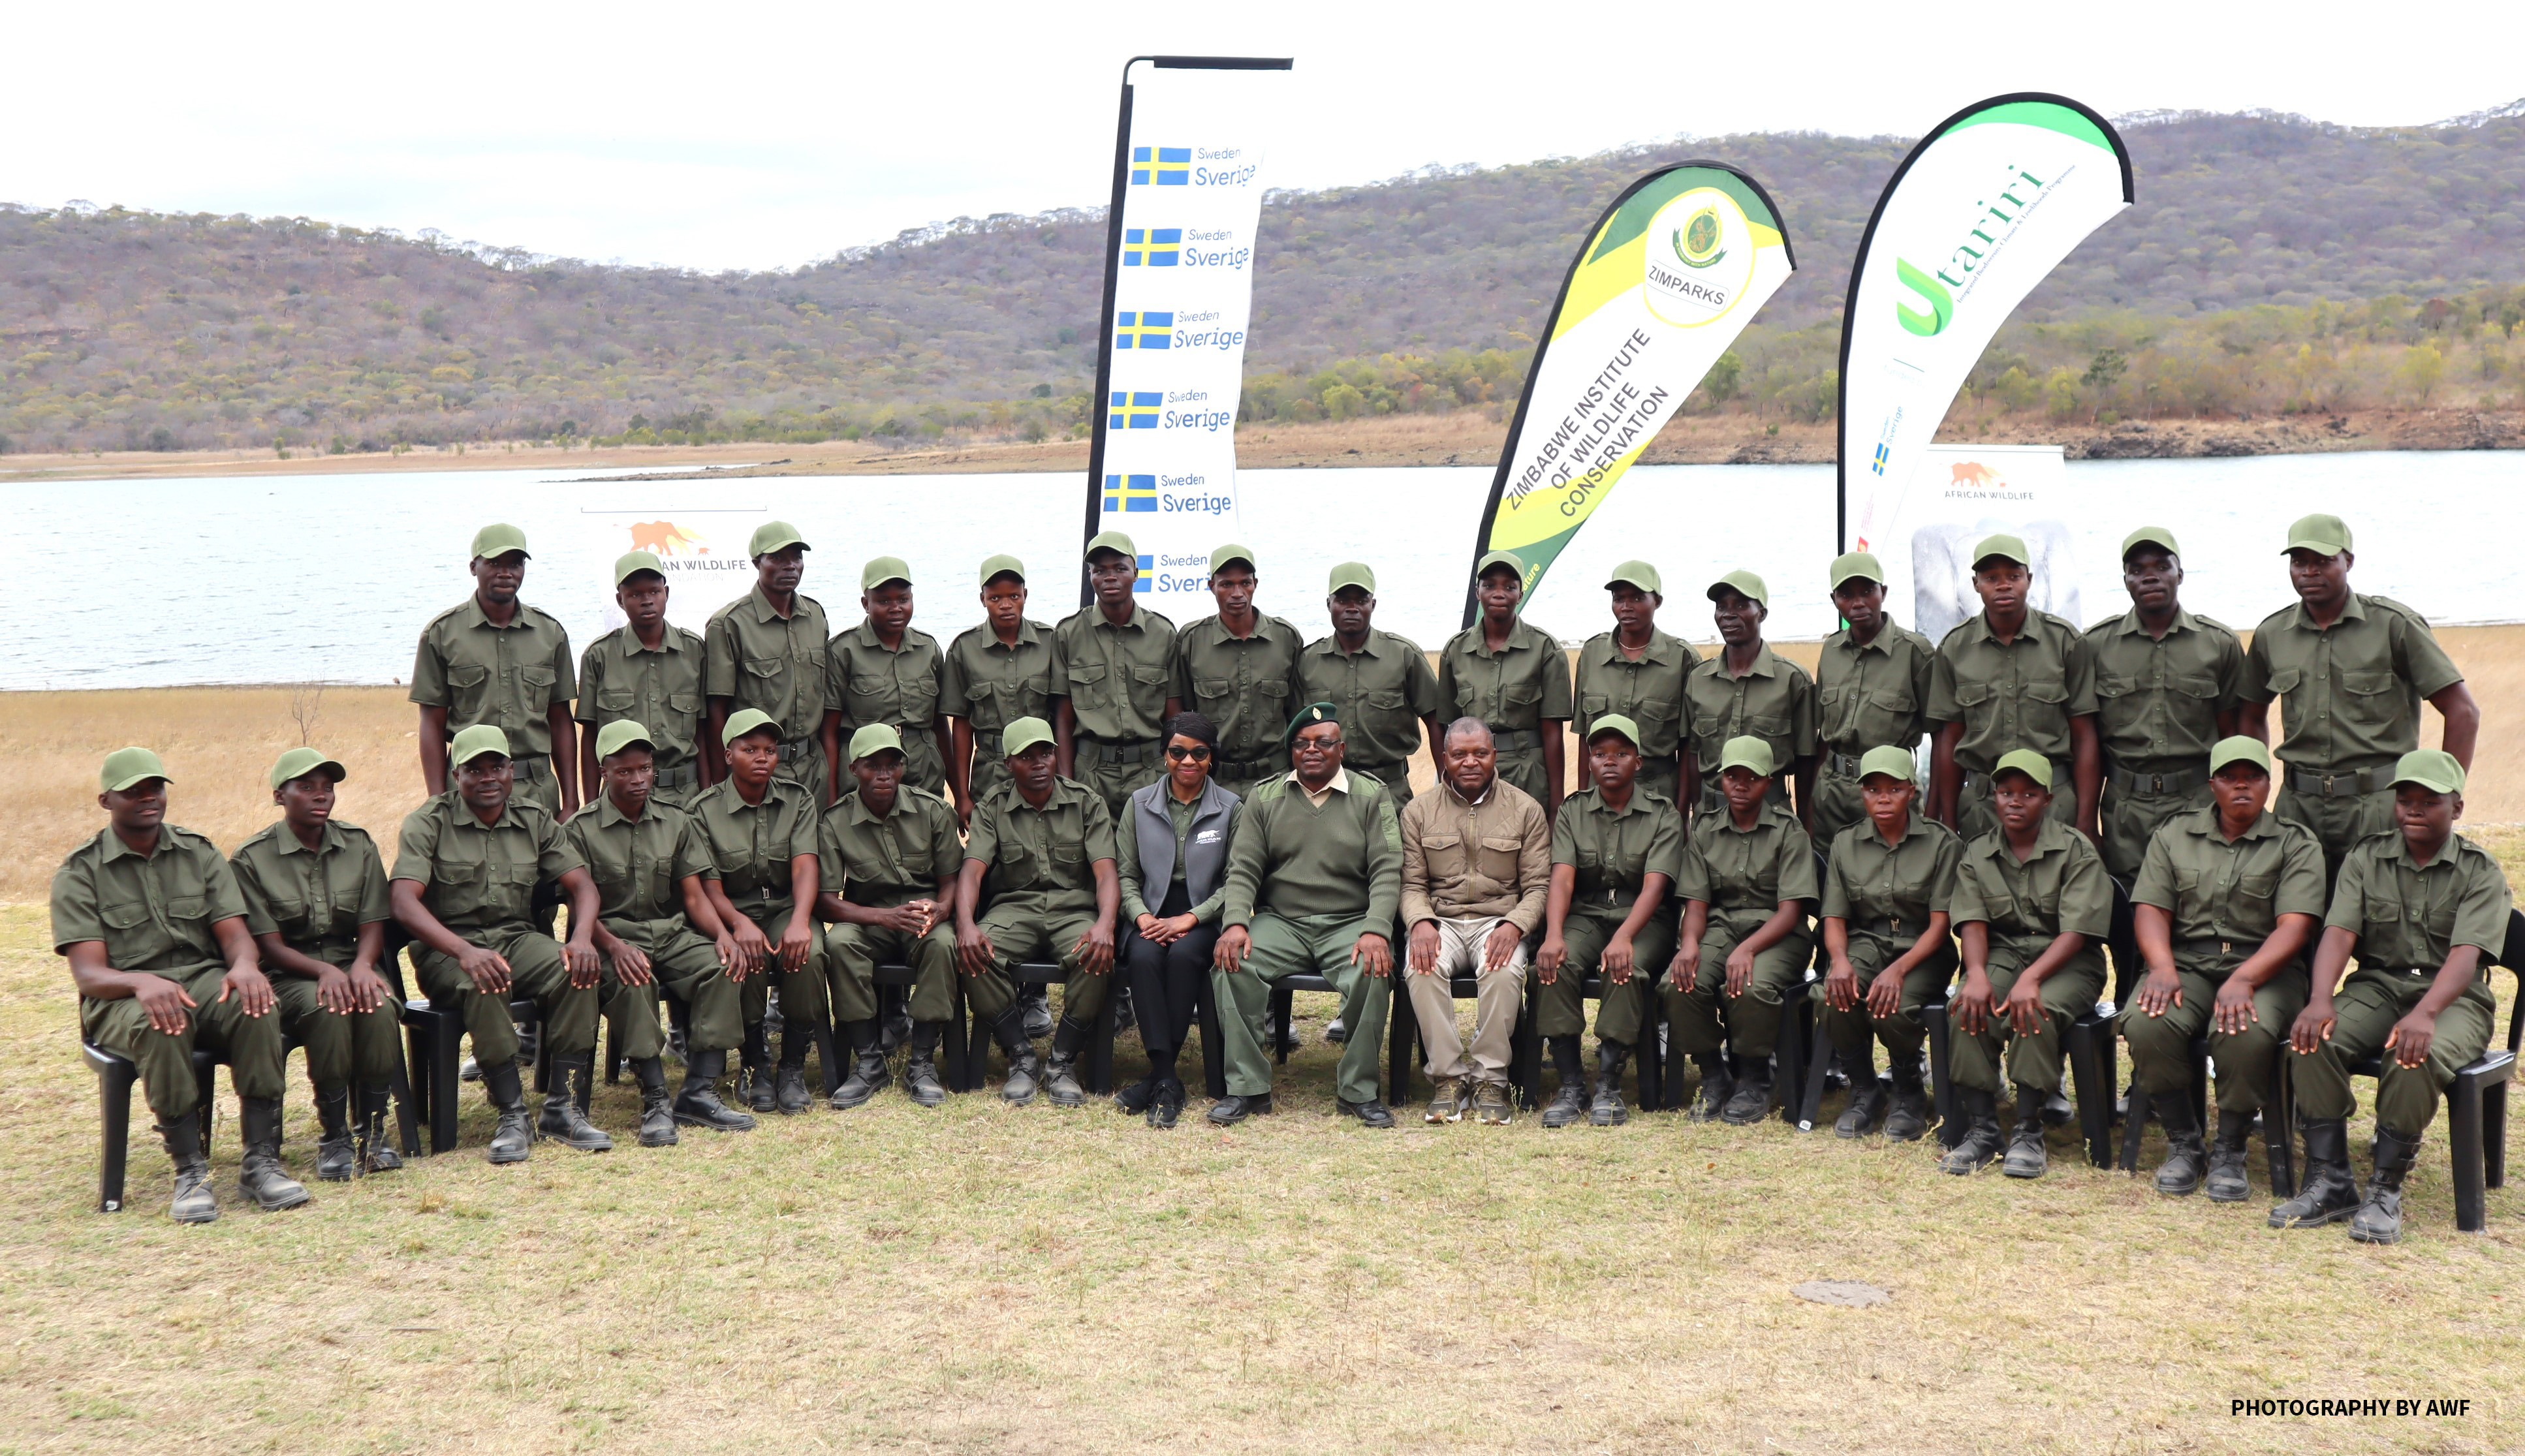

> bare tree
[289,683,326,747]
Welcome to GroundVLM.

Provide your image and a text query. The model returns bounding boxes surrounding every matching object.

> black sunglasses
[1165,744,1212,762]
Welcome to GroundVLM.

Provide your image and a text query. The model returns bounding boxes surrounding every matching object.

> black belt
[774,737,817,764]
[1078,736,1155,766]
[1489,728,1543,754]
[2285,763,2388,799]
[1218,754,1283,781]
[2109,763,2203,796]
[1823,751,1867,779]
[2175,936,2248,961]
[971,728,1003,751]
[653,761,699,790]
[1636,756,1678,779]
[1851,916,1922,940]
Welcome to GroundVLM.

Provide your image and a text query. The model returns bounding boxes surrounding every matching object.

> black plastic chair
[83,1043,221,1214]
[953,963,1114,1095]
[2116,1036,2297,1198]
[1657,963,1817,1122]
[401,994,539,1154]
[1920,994,2117,1166]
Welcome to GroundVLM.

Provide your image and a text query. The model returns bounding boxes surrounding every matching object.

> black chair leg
[1087,984,1117,1096]
[1921,1004,1962,1151]
[2484,1080,2508,1192]
[1197,982,1229,1102]
[2119,1081,2153,1173]
[1634,1015,1663,1112]
[404,1017,433,1149]
[1509,997,1539,1110]
[2264,1055,2295,1200]
[428,1014,462,1154]
[2067,1019,2114,1168]
[194,1055,218,1150]
[1387,978,1419,1108]
[94,1055,134,1213]
[1773,996,1807,1128]
[388,1055,422,1159]
[2449,1077,2488,1233]
[1798,1010,1835,1132]
[811,1017,844,1099]
[1270,986,1293,1066]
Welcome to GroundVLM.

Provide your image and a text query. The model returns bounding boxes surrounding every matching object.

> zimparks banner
[1839,95,2133,555]
[1082,56,1289,612]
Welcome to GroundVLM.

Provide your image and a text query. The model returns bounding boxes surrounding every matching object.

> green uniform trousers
[2290,967,2496,1136]
[1665,914,1815,1060]
[82,964,288,1124]
[414,927,601,1064]
[1078,753,1165,826]
[828,920,960,1024]
[1945,944,2107,1094]
[2276,784,2396,889]
[1353,764,1415,811]
[272,974,403,1092]
[728,905,827,1029]
[644,931,744,1055]
[1813,933,1954,1068]
[1215,911,1392,1104]
[1532,912,1674,1045]
[2116,965,2305,1116]
[2099,781,2210,881]
[960,901,1111,1026]
[1494,749,1552,809]
[1810,764,1868,850]
[595,917,712,1061]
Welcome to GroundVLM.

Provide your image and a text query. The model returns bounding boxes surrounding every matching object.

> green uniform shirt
[409,598,576,760]
[941,617,1057,737]
[1676,800,1819,918]
[1949,817,2112,951]
[2323,830,2512,970]
[685,777,821,918]
[1928,610,2099,774]
[825,620,947,757]
[965,776,1116,914]
[1436,617,1573,750]
[1684,644,1818,776]
[1051,603,1178,743]
[576,623,707,784]
[1119,791,1243,924]
[563,797,717,924]
[230,820,392,967]
[703,585,832,745]
[1550,786,1686,920]
[819,786,964,908]
[2084,607,2248,773]
[1817,619,1936,761]
[2243,593,2464,775]
[1298,629,1445,774]
[1822,814,1962,933]
[52,825,248,972]
[1574,629,1699,770]
[2131,805,2327,967]
[1223,771,1404,927]
[1171,613,1306,775]
[390,794,582,940]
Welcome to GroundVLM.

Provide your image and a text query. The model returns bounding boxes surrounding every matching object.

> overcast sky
[8,1,2519,273]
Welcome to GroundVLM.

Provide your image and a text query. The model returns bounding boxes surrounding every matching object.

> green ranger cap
[2283,512,2353,556]
[2208,736,2272,776]
[2120,525,2181,561]
[749,521,808,557]
[1328,561,1376,595]
[1858,745,1918,783]
[1474,549,1527,582]
[1086,530,1137,562]
[594,720,655,760]
[1717,735,1776,777]
[1210,543,1257,575]
[614,550,665,585]
[1707,568,1769,608]
[1829,551,1886,590]
[847,722,904,762]
[721,707,781,747]
[101,746,171,792]
[268,746,347,790]
[1585,713,1642,749]
[469,523,530,561]
[1992,747,2054,790]
[449,724,512,766]
[1605,560,1661,594]
[1973,534,2031,569]
[1001,715,1055,758]
[2389,748,2466,795]
[862,555,912,591]
[980,553,1027,587]
[1285,701,1341,744]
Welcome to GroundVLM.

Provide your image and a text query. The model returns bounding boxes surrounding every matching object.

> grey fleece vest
[1131,778,1237,908]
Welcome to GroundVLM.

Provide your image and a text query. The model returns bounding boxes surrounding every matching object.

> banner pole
[1080,57,1150,608]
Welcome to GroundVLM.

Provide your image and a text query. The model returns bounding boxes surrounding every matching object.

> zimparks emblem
[1643,189,1755,328]
[1674,207,1726,269]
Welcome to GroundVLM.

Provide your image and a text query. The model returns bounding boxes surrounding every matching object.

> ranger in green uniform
[954,717,1121,1107]
[577,551,709,811]
[411,523,580,818]
[2122,737,2325,1200]
[1686,570,1817,821]
[1438,550,1572,817]
[1171,544,1306,801]
[1927,534,2101,843]
[823,555,951,802]
[2085,527,2250,879]
[704,521,831,794]
[2271,749,2510,1244]
[55,748,305,1222]
[230,747,402,1181]
[1813,553,1936,847]
[565,720,757,1146]
[1210,704,1403,1126]
[1574,561,1701,809]
[1052,531,1182,820]
[687,709,824,1115]
[391,725,612,1163]
[1815,744,1960,1142]
[943,553,1057,823]
[1665,736,1819,1124]
[1533,715,1683,1128]
[1941,749,2112,1179]
[818,723,964,1109]
[2240,513,2478,887]
[1299,561,1445,810]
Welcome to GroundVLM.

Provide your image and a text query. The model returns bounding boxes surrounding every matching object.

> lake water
[4,450,2520,690]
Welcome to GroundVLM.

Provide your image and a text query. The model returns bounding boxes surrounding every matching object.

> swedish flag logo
[1131,146,1191,185]
[1108,391,1162,431]
[1870,442,1890,476]
[1123,228,1182,267]
[1115,311,1174,350]
[1103,473,1157,513]
[1134,554,1155,592]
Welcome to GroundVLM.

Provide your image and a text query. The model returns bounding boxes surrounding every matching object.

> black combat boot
[2001,1085,2050,1179]
[996,1007,1041,1105]
[831,1020,890,1109]
[1589,1041,1631,1127]
[313,1083,356,1182]
[740,1021,775,1113]
[160,1117,218,1224]
[673,1048,757,1131]
[2348,1126,2423,1245]
[1883,1058,1932,1143]
[775,1020,815,1114]
[538,1055,614,1152]
[356,1083,403,1173]
[2204,1109,2255,1203]
[238,1097,312,1211]
[902,1021,949,1107]
[1540,1035,1588,1128]
[2268,1117,2359,1229]
[1149,1075,1185,1130]
[632,1056,676,1147]
[1043,1019,1089,1107]
[1835,1069,1888,1139]
[1021,985,1054,1040]
[483,1059,535,1164]
[1940,1088,2004,1175]
[1689,1051,1733,1123]
[1721,1054,1775,1126]
[2152,1093,2207,1196]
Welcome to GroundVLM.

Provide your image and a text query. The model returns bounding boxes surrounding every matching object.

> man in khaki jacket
[1400,719,1552,1124]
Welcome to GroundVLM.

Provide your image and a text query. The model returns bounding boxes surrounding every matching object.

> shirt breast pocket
[1365,689,1409,717]
[1501,683,1541,722]
[446,663,492,717]
[432,861,485,913]
[1952,680,1992,711]
[2233,871,2278,920]
[1129,664,1170,704]
[2094,673,2136,702]
[1193,675,1235,708]
[1580,692,1612,717]
[1477,834,1525,881]
[849,672,894,710]
[667,691,702,717]
[598,687,637,712]
[2264,666,2302,696]
[521,665,556,702]
[2338,670,2402,728]
[1065,662,1110,706]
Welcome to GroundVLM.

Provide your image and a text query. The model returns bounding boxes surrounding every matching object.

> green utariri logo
[1673,207,1726,269]
[1894,258,1953,336]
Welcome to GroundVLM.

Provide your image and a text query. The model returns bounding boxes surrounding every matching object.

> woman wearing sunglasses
[1114,712,1242,1126]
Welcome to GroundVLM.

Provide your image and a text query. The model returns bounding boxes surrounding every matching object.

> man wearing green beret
[392,725,613,1162]
[1172,544,1308,802]
[1941,749,2112,1178]
[823,555,951,804]
[565,720,759,1145]
[54,748,306,1221]
[577,550,710,812]
[1814,552,1936,848]
[2239,513,2478,888]
[1814,744,1959,1141]
[818,723,964,1108]
[1300,561,1445,812]
[1439,550,1572,819]
[2083,527,2250,880]
[954,717,1121,1106]
[230,747,403,1181]
[704,521,832,796]
[2271,749,2510,1243]
[1686,570,1817,824]
[943,553,1057,826]
[1575,561,1701,811]
[2120,736,2325,1198]
[412,523,580,819]
[1211,704,1404,1126]
[1926,534,2101,845]
[688,708,826,1115]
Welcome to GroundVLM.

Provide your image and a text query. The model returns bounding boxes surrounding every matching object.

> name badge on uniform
[1194,829,1223,845]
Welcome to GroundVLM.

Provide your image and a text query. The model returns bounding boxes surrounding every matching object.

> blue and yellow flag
[1131,147,1191,185]
[1103,473,1157,512]
[1115,311,1174,350]
[1133,554,1156,591]
[1123,228,1183,267]
[1108,392,1162,430]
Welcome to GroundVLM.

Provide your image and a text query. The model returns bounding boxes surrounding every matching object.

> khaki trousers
[1403,916,1526,1088]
